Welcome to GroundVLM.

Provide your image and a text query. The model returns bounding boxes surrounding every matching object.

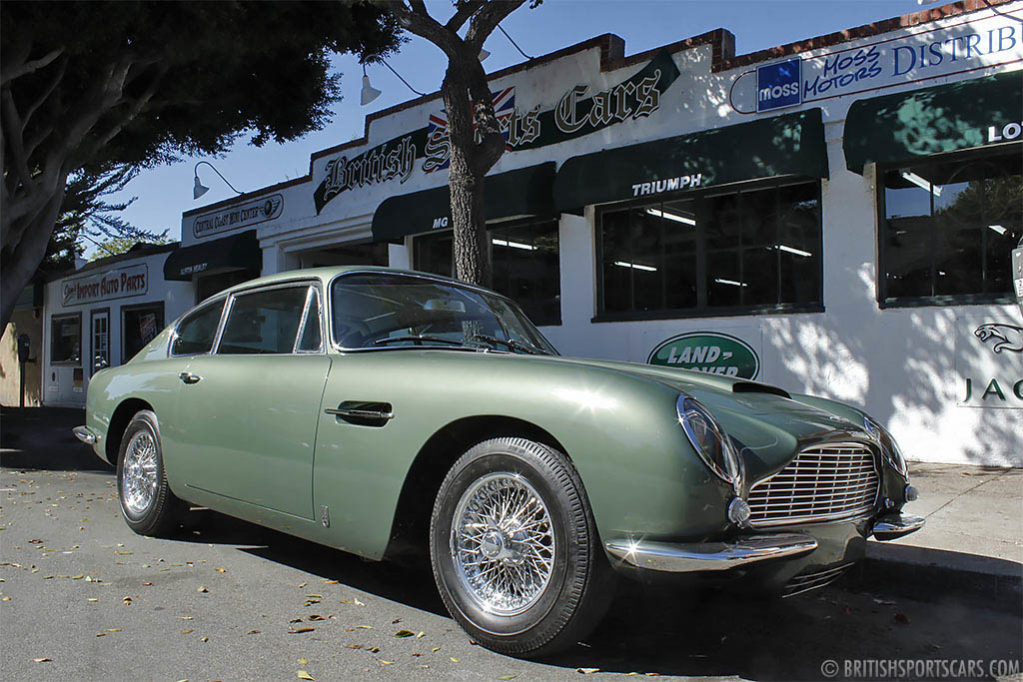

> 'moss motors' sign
[62,264,148,306]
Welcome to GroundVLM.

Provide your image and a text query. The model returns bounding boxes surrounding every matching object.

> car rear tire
[430,437,614,657]
[116,410,184,537]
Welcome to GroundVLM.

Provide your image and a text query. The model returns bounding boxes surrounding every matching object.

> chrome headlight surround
[677,395,743,491]
[863,416,909,479]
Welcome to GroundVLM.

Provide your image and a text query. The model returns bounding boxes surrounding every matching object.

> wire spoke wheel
[121,429,159,515]
[451,472,556,617]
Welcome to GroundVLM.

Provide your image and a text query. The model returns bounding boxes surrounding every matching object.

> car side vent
[732,382,791,399]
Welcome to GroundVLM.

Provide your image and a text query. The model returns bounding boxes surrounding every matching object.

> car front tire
[116,410,184,537]
[430,437,614,657]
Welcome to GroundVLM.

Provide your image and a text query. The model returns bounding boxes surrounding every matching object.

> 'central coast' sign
[648,332,760,379]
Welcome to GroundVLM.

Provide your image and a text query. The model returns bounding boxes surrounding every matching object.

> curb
[847,541,1022,611]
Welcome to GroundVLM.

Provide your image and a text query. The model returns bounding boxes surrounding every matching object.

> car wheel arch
[106,398,155,464]
[382,415,570,564]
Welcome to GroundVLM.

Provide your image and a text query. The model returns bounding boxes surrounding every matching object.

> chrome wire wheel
[450,472,556,616]
[121,429,159,516]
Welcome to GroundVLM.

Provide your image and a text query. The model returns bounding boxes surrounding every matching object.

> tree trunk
[0,180,67,330]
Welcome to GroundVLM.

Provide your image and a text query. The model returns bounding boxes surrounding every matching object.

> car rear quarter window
[218,286,309,355]
[171,301,224,356]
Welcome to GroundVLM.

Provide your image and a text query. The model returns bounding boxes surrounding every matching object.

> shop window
[880,149,1021,306]
[50,314,81,365]
[122,304,164,362]
[597,180,822,319]
[171,300,225,356]
[218,286,309,355]
[413,219,561,326]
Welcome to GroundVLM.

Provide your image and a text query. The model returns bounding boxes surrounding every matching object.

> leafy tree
[87,234,172,263]
[381,0,536,288]
[1,1,402,329]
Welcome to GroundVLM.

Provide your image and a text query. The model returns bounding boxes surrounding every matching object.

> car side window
[171,300,225,356]
[218,286,308,355]
[297,288,322,352]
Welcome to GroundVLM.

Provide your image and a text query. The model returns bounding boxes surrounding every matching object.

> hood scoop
[732,381,791,399]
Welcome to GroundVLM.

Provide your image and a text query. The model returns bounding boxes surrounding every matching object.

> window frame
[50,312,83,366]
[120,301,165,364]
[875,145,1020,309]
[211,280,325,357]
[593,176,825,322]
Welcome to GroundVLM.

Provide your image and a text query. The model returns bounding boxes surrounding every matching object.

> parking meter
[17,333,31,363]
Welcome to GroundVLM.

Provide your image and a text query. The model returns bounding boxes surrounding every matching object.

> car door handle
[179,372,202,385]
[325,401,393,426]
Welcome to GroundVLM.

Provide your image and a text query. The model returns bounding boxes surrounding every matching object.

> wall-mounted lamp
[193,161,243,200]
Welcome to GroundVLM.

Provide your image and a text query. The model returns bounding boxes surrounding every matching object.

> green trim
[554,108,829,214]
[844,71,1023,174]
[371,163,556,243]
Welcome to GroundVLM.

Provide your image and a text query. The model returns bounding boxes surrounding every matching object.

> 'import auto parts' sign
[648,332,760,379]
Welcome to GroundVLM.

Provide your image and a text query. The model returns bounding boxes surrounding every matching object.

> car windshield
[331,273,558,355]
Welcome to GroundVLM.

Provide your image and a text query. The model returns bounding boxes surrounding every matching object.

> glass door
[91,309,110,375]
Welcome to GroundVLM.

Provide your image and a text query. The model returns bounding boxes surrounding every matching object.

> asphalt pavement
[2,408,1021,681]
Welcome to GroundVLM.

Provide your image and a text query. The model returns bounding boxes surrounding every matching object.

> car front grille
[783,562,855,598]
[747,442,879,527]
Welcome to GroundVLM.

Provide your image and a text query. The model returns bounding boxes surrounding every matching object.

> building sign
[956,313,1022,409]
[733,11,1022,112]
[62,264,148,306]
[313,51,681,214]
[648,332,760,379]
[192,194,284,239]
[757,58,802,112]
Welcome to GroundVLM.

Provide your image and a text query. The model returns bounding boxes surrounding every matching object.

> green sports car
[75,266,923,656]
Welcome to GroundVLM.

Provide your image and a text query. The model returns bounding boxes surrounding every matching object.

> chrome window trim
[293,286,326,355]
[212,280,322,357]
[168,297,228,359]
[324,269,553,354]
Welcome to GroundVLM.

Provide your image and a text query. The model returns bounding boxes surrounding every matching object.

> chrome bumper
[72,426,97,445]
[605,532,818,573]
[871,512,925,541]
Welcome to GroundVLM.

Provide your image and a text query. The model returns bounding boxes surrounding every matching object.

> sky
[101,0,937,253]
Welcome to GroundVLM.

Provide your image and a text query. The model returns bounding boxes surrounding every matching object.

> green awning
[554,108,828,214]
[844,71,1022,174]
[372,162,556,242]
[163,230,261,281]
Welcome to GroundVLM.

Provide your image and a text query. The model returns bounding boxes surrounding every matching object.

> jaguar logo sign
[975,323,1023,354]
[648,332,760,379]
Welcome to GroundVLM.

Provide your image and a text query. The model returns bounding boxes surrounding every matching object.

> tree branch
[445,1,483,32]
[465,0,526,49]
[1,46,63,87]
[21,55,67,132]
[382,1,460,58]
[1,89,34,189]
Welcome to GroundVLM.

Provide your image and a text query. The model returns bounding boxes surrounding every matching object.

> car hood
[530,354,872,482]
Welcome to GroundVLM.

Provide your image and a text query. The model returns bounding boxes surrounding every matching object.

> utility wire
[497,25,534,60]
[381,59,426,96]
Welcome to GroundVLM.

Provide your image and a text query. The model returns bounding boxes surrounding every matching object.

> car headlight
[863,416,909,478]
[677,395,743,490]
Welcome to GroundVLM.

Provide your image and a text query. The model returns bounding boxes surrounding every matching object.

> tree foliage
[1,0,402,328]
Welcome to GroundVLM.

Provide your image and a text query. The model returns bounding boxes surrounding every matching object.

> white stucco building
[45,1,1020,464]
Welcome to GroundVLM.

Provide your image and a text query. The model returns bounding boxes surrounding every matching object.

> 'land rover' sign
[648,332,760,379]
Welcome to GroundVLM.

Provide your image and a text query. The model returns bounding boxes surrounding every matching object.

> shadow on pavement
[174,508,1022,680]
[0,407,113,473]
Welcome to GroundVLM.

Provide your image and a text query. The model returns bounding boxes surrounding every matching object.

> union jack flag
[425,86,515,172]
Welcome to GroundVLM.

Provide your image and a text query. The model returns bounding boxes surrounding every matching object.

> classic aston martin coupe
[76,266,923,656]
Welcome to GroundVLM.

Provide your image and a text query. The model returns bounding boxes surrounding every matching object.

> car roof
[216,265,473,298]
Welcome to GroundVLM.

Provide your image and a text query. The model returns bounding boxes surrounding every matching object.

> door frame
[89,307,110,377]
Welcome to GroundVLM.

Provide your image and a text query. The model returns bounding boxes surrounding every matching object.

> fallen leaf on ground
[215,568,227,573]
[87,598,98,602]
[308,615,325,621]
[379,660,394,665]
[367,647,380,653]
[577,668,600,674]
[200,637,208,643]
[27,657,52,663]
[96,633,106,637]
[289,627,316,634]
[179,616,193,620]
[356,625,374,630]
[181,629,194,634]
[297,671,315,680]
[197,586,208,593]
[106,628,121,632]
[298,659,308,665]
[450,657,459,663]
[345,645,362,650]
[416,632,426,638]
[498,676,518,680]
[394,630,415,638]
[894,613,910,625]
[247,629,261,635]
